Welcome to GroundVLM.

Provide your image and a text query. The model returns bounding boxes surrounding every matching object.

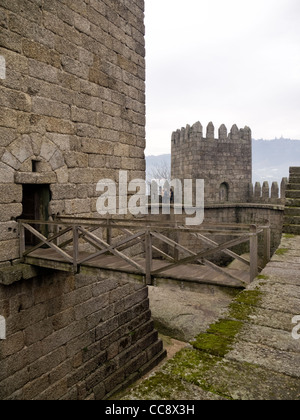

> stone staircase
[283,167,300,235]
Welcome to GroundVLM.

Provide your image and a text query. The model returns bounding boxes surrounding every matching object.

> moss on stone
[283,233,295,239]
[257,274,269,280]
[126,371,187,400]
[227,289,263,321]
[235,289,262,306]
[122,286,266,400]
[275,248,289,256]
[191,319,243,357]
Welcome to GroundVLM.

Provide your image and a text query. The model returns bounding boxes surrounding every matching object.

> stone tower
[171,121,252,204]
[0,0,146,262]
[0,0,165,401]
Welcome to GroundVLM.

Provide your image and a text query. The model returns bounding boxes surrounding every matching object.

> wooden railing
[18,217,271,287]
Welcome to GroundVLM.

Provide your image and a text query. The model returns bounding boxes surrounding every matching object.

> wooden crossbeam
[188,230,250,267]
[77,227,146,273]
[203,259,247,287]
[22,223,74,264]
[151,234,251,275]
[151,230,199,258]
[23,226,73,257]
[118,227,175,263]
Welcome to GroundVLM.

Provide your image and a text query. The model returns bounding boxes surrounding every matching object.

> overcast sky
[144,0,300,155]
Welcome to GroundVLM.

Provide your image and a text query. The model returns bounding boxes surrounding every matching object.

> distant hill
[146,138,300,184]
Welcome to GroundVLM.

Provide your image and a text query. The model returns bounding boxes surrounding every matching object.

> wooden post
[174,222,179,262]
[19,221,26,259]
[106,218,112,245]
[145,229,153,285]
[53,223,59,246]
[73,226,79,273]
[250,225,258,282]
[263,225,271,266]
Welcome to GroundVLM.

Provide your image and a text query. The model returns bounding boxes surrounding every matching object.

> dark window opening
[219,182,229,202]
[32,160,39,173]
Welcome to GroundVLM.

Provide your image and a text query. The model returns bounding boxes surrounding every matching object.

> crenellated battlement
[172,121,252,145]
[171,119,253,204]
[250,178,288,204]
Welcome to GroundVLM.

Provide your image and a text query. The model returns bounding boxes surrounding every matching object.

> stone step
[282,224,300,235]
[284,207,300,216]
[288,176,300,184]
[285,198,300,207]
[287,183,300,191]
[285,190,300,199]
[289,167,300,175]
[283,216,300,225]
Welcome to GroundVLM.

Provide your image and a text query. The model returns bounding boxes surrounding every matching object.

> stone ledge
[0,263,42,285]
[14,172,57,184]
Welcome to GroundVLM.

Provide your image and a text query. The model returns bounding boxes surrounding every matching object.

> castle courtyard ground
[118,234,300,400]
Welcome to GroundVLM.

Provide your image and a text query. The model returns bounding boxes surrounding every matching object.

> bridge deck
[24,248,249,289]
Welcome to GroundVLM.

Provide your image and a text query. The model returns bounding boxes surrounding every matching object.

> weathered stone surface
[0,271,165,400]
[121,235,300,400]
[0,163,15,183]
[0,239,19,262]
[148,286,236,342]
[0,184,22,204]
[0,0,146,264]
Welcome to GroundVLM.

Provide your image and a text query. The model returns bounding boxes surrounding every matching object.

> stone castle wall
[0,268,164,400]
[171,121,252,204]
[0,0,166,401]
[0,0,146,265]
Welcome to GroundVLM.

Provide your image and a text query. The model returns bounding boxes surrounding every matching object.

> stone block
[32,97,70,120]
[88,154,106,168]
[0,127,17,147]
[55,167,69,184]
[0,184,22,204]
[68,168,94,184]
[0,221,18,241]
[62,57,89,80]
[8,135,34,163]
[45,117,75,135]
[0,331,24,358]
[29,58,58,84]
[46,133,71,152]
[49,149,65,170]
[64,152,88,168]
[39,138,57,161]
[0,162,15,183]
[0,203,22,222]
[65,198,91,215]
[50,184,77,200]
[0,87,31,112]
[23,39,61,68]
[48,200,65,216]
[14,172,57,185]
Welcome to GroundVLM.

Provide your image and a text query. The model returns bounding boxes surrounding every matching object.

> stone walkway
[120,234,300,400]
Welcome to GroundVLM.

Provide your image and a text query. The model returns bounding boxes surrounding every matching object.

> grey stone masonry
[171,121,252,204]
[283,167,300,235]
[0,0,146,264]
[0,269,166,400]
[171,120,287,206]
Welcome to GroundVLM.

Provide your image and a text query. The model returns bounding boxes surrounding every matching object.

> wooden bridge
[18,217,271,289]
